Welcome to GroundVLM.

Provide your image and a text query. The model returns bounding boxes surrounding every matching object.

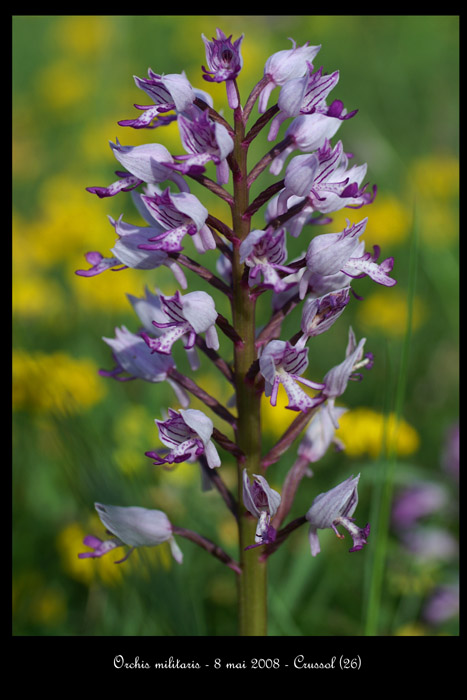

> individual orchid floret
[74,213,187,287]
[79,503,183,564]
[168,104,234,185]
[146,408,221,469]
[306,475,370,556]
[259,339,325,412]
[239,227,295,293]
[268,63,356,141]
[141,289,219,356]
[202,29,244,108]
[138,187,215,254]
[99,326,190,407]
[297,402,348,464]
[298,217,396,298]
[86,139,190,199]
[118,70,196,129]
[276,141,376,235]
[242,470,281,548]
[322,326,373,417]
[128,286,200,372]
[269,112,342,176]
[294,287,351,349]
[258,39,321,113]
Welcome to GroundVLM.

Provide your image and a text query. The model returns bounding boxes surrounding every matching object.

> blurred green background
[12,15,459,636]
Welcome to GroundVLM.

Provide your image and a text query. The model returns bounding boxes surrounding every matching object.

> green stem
[230,103,267,636]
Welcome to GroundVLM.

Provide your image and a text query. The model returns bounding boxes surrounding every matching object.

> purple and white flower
[118,70,196,129]
[242,470,281,547]
[99,325,189,407]
[259,339,325,412]
[268,62,356,141]
[138,187,215,254]
[295,287,351,349]
[258,39,321,113]
[202,29,244,108]
[141,289,219,356]
[322,326,373,418]
[269,112,342,176]
[297,402,348,464]
[306,474,370,556]
[79,503,183,564]
[146,408,221,469]
[74,213,187,286]
[128,286,200,371]
[298,217,396,298]
[239,227,295,292]
[86,139,189,197]
[169,104,234,184]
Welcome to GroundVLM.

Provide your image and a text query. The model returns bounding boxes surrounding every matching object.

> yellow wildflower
[12,350,106,415]
[335,407,420,459]
[357,288,426,337]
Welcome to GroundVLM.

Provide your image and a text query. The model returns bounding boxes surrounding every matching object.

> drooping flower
[321,326,373,419]
[259,339,325,411]
[242,470,281,547]
[146,408,221,469]
[138,186,215,254]
[74,213,187,287]
[258,39,322,113]
[239,227,295,292]
[118,70,196,129]
[306,474,370,556]
[79,503,183,564]
[297,402,348,464]
[99,325,189,407]
[141,289,219,355]
[201,29,244,108]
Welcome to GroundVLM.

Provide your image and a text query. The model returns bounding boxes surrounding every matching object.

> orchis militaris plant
[76,29,396,637]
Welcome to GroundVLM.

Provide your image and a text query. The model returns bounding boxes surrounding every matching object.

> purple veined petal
[110,139,178,186]
[306,474,362,546]
[180,290,218,334]
[179,408,214,447]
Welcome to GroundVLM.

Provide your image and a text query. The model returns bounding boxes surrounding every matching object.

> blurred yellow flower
[409,155,459,201]
[12,350,106,415]
[36,58,92,112]
[112,404,160,476]
[319,193,411,248]
[50,15,116,57]
[357,288,426,337]
[31,586,67,627]
[335,407,420,459]
[13,272,65,319]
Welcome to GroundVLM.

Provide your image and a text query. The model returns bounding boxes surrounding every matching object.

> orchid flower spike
[79,503,183,564]
[306,475,370,556]
[242,470,281,548]
[258,39,321,113]
[146,408,221,469]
